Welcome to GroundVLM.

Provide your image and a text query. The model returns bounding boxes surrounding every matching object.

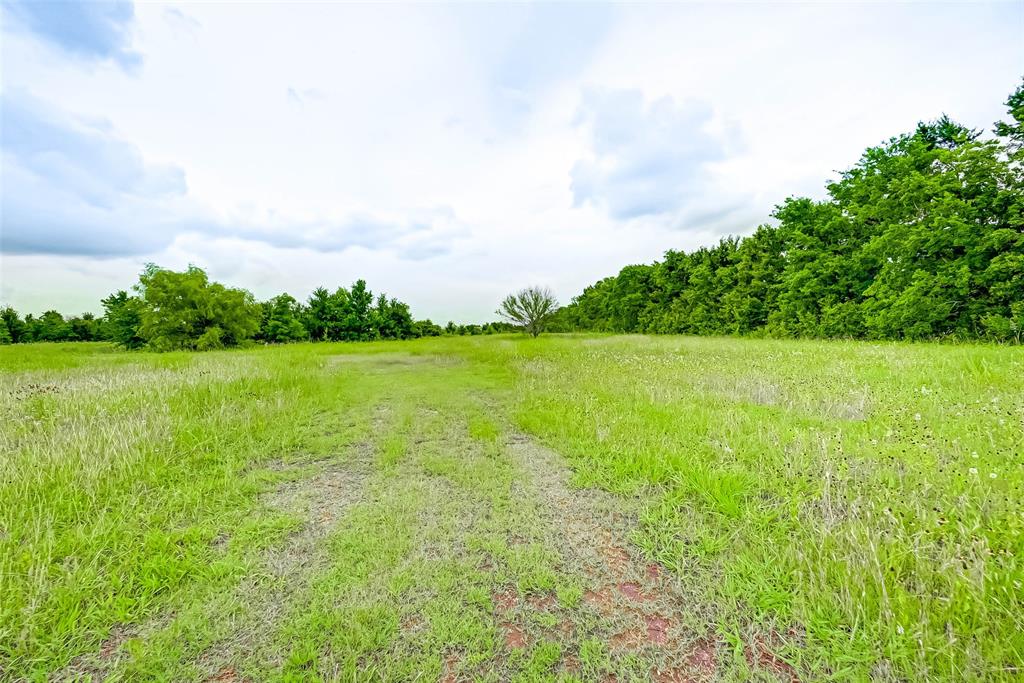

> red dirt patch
[502,622,528,649]
[609,627,646,650]
[96,625,132,660]
[440,651,461,683]
[645,615,671,645]
[601,544,632,570]
[98,638,121,660]
[556,619,575,638]
[745,636,800,683]
[617,582,651,601]
[646,562,664,580]
[651,668,694,683]
[562,653,581,673]
[583,587,615,612]
[400,614,424,632]
[684,637,718,677]
[492,588,518,612]
[206,668,240,683]
[526,592,557,610]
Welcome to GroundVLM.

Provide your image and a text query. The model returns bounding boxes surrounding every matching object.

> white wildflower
[969,467,978,475]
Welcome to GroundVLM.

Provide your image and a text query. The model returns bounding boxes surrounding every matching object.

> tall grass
[505,335,1024,680]
[1,337,1021,680]
[0,344,346,676]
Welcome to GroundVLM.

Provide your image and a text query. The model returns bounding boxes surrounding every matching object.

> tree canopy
[1,266,514,349]
[498,287,560,337]
[556,79,1024,342]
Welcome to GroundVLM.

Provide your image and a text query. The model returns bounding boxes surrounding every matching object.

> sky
[1,1,1022,322]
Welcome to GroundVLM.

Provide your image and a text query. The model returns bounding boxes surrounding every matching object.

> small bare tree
[497,286,559,337]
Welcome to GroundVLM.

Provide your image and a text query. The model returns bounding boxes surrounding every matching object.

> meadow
[0,335,1021,682]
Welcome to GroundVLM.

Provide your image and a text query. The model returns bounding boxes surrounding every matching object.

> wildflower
[914,413,922,421]
[969,467,978,475]
[990,472,997,479]
[971,452,979,459]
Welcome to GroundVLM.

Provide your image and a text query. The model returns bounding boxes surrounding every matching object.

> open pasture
[1,336,1021,681]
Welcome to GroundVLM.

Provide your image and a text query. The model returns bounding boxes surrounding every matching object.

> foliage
[259,294,308,343]
[1,307,28,344]
[561,82,1024,342]
[497,286,560,337]
[3,269,505,351]
[374,293,416,340]
[994,77,1024,161]
[101,291,146,349]
[135,265,261,351]
[415,319,444,337]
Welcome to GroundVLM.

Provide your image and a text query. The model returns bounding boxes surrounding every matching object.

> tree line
[0,264,515,349]
[554,80,1024,342]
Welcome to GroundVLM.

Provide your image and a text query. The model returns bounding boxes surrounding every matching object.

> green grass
[1,336,1021,681]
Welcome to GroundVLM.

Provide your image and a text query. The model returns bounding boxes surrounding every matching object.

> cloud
[2,90,186,207]
[0,91,464,259]
[2,0,141,70]
[286,87,325,106]
[491,4,612,97]
[227,206,466,260]
[453,3,613,133]
[163,7,200,34]
[1,90,189,255]
[570,88,744,222]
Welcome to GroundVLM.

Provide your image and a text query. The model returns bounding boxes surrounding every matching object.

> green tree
[101,291,146,349]
[35,311,72,342]
[375,293,416,339]
[340,279,375,341]
[1,307,28,343]
[304,287,335,341]
[262,294,308,343]
[136,265,260,350]
[994,78,1024,161]
[415,319,443,337]
[498,286,559,337]
[68,313,100,341]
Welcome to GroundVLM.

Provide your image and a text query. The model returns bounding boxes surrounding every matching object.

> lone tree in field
[497,286,559,337]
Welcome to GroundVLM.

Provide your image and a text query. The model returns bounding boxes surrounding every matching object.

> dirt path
[499,435,722,681]
[45,357,801,682]
[52,437,375,683]
[193,444,375,681]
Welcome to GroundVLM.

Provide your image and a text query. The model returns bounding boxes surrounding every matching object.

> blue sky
[1,1,1021,320]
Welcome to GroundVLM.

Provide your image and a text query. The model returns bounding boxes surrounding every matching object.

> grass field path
[37,351,782,682]
[5,338,1020,681]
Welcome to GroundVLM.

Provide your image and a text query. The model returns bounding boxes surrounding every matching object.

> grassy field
[1,336,1021,682]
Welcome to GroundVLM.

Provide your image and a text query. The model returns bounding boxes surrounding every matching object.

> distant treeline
[554,80,1024,342]
[0,264,514,350]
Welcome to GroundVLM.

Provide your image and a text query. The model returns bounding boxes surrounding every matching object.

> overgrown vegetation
[556,81,1024,342]
[1,336,1020,681]
[0,266,516,351]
